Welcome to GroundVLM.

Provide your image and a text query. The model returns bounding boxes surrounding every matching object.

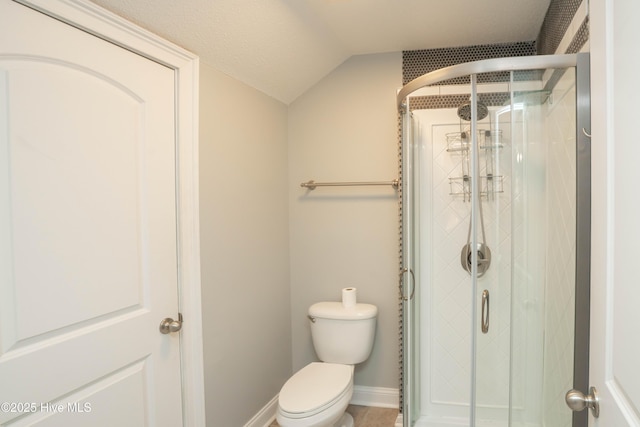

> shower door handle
[400,268,416,301]
[481,290,489,333]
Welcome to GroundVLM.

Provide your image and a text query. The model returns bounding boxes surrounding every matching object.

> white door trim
[11,0,205,425]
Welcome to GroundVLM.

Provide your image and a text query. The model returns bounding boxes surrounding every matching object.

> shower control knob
[159,313,183,334]
[565,386,599,418]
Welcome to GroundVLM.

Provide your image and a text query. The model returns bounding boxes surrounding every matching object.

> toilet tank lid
[309,302,377,320]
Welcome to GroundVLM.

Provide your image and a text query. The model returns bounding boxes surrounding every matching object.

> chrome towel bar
[300,179,399,190]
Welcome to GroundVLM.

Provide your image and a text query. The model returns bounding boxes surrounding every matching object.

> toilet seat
[278,362,353,419]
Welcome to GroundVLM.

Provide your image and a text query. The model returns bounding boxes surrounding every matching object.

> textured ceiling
[89,0,551,104]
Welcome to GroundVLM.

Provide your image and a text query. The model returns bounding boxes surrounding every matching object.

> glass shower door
[399,54,590,427]
[472,62,586,427]
[467,74,512,427]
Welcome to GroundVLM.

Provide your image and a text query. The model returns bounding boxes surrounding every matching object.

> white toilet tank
[308,302,377,364]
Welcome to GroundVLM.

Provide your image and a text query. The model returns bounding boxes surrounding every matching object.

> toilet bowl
[276,363,354,427]
[276,300,377,427]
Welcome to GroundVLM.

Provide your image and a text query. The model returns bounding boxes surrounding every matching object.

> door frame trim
[12,0,205,425]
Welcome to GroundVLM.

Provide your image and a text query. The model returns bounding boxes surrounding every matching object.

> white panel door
[0,1,183,425]
[590,0,640,425]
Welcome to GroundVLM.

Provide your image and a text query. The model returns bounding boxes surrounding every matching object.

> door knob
[565,386,599,418]
[159,313,183,334]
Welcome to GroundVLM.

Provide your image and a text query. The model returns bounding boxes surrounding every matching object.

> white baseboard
[350,385,400,409]
[243,394,278,427]
[244,385,400,427]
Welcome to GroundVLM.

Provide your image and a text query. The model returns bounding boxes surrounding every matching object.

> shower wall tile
[403,42,537,86]
[537,0,586,55]
[564,16,589,54]
[408,93,511,112]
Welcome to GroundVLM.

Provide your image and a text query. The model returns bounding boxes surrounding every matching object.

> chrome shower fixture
[457,100,489,121]
[460,167,492,278]
[461,241,492,278]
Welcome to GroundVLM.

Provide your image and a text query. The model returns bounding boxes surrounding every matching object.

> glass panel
[508,69,549,427]
[506,66,577,427]
[410,93,475,426]
[401,104,421,427]
[468,71,512,427]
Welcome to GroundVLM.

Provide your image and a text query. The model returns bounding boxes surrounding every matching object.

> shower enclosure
[398,53,591,427]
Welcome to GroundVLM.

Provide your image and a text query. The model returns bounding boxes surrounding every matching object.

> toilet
[276,301,378,427]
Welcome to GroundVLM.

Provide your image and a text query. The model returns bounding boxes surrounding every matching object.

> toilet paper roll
[342,287,357,308]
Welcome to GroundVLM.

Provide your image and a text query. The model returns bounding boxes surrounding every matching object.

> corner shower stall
[398,54,591,427]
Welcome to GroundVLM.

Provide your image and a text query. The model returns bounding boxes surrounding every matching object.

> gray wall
[288,52,402,388]
[199,62,291,426]
[199,52,403,425]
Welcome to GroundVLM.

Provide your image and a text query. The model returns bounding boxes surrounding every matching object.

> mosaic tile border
[403,42,537,86]
[537,0,585,55]
[566,16,589,54]
[543,16,589,96]
[407,93,511,111]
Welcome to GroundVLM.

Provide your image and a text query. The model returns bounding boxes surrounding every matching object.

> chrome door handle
[399,268,416,301]
[565,386,599,418]
[481,290,489,333]
[159,313,183,334]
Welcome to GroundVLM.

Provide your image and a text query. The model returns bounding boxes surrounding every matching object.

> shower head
[457,101,488,121]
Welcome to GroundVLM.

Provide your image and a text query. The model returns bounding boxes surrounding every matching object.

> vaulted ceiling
[90,0,552,104]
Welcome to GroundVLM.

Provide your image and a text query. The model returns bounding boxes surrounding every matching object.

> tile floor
[270,405,399,427]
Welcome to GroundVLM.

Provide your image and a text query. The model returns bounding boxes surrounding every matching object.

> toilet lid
[279,362,352,417]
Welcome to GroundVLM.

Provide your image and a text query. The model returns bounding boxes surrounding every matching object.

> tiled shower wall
[537,0,587,55]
